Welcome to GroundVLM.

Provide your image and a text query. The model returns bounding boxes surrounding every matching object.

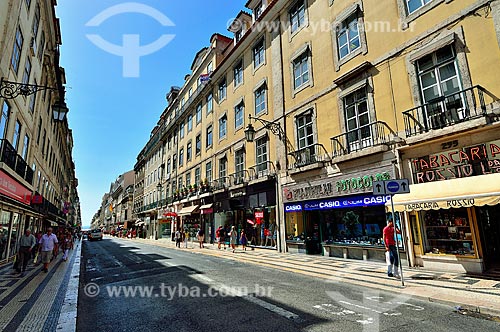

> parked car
[88,229,103,241]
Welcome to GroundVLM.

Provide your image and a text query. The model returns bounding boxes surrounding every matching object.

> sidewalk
[133,237,500,318]
[0,240,81,332]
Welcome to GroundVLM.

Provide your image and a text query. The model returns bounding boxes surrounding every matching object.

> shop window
[422,208,475,256]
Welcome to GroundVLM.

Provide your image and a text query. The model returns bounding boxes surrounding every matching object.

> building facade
[0,0,79,263]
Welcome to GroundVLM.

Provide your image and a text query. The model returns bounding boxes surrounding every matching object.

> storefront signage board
[284,194,391,212]
[0,170,31,204]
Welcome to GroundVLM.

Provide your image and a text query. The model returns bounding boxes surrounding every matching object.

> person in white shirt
[16,229,36,275]
[38,228,58,273]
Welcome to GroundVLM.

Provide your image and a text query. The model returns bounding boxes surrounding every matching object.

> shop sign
[411,140,500,183]
[283,168,393,202]
[403,199,475,211]
[230,189,246,198]
[201,208,213,214]
[254,211,264,218]
[285,194,391,212]
[0,170,31,205]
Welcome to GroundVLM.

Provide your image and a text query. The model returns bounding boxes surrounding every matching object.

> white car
[89,229,103,241]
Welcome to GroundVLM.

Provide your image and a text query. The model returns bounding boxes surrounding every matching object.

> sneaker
[388,273,394,277]
[393,274,401,279]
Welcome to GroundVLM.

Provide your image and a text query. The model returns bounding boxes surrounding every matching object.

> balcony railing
[212,176,230,191]
[0,139,33,184]
[248,161,276,181]
[403,85,488,137]
[288,143,331,169]
[228,170,251,186]
[330,121,397,157]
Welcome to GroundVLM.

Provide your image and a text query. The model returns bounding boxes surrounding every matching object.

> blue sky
[56,1,245,227]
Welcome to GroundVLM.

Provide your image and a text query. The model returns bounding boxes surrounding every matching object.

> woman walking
[240,229,247,251]
[229,226,237,253]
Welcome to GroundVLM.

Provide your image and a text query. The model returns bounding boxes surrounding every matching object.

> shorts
[41,251,53,263]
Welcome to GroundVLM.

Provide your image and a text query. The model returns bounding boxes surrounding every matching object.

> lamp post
[156,182,163,240]
[52,102,69,121]
[244,114,293,253]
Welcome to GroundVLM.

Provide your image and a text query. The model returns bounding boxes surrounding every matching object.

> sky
[55,1,246,227]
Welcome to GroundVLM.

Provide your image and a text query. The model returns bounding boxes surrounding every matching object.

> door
[477,206,500,269]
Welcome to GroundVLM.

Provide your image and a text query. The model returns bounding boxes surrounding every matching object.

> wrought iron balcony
[288,143,331,169]
[330,121,398,157]
[0,139,33,184]
[212,176,230,191]
[229,170,250,186]
[248,161,276,181]
[403,85,488,137]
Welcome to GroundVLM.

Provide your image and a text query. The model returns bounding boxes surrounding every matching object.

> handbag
[385,251,392,265]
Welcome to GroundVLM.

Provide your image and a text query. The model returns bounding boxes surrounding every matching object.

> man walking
[39,228,58,273]
[383,218,401,278]
[175,229,181,248]
[16,229,36,275]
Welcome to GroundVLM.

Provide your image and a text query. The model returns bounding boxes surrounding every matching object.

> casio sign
[285,204,302,212]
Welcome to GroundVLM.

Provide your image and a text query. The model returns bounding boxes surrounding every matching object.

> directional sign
[372,181,386,196]
[385,179,410,194]
[372,179,410,195]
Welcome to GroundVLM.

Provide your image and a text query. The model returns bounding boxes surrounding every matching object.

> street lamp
[0,77,56,99]
[244,114,294,253]
[52,102,69,121]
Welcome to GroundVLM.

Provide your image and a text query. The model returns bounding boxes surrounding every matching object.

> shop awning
[178,205,200,216]
[199,203,213,210]
[387,174,500,212]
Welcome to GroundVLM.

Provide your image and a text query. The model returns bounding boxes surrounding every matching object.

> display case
[422,208,475,256]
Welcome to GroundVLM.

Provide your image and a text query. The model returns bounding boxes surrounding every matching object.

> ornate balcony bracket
[0,77,56,99]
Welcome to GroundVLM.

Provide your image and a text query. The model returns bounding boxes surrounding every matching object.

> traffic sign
[372,181,386,195]
[385,179,410,194]
[372,179,410,195]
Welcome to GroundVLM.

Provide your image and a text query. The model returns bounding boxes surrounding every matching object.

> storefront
[283,165,398,259]
[200,204,214,243]
[158,210,176,239]
[178,204,200,240]
[394,138,500,274]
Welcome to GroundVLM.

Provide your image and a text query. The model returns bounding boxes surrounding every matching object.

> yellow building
[133,0,500,274]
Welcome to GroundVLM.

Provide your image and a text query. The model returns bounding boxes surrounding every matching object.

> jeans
[387,245,399,275]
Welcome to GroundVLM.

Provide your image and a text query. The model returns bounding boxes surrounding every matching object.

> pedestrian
[38,228,59,273]
[16,229,36,275]
[175,229,181,248]
[183,229,189,248]
[383,218,402,278]
[229,226,237,253]
[217,225,226,250]
[240,229,247,251]
[61,233,73,261]
[0,232,7,260]
[197,228,204,248]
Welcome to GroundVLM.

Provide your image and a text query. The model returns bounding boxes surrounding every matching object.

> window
[172,154,177,170]
[206,93,213,114]
[25,0,31,8]
[180,122,185,138]
[337,13,360,59]
[255,1,264,19]
[296,112,314,150]
[256,136,268,172]
[407,0,433,14]
[196,103,202,123]
[178,177,183,190]
[218,78,227,101]
[195,167,201,186]
[255,85,267,115]
[41,129,46,154]
[22,134,29,159]
[32,4,40,37]
[188,87,193,98]
[290,0,306,33]
[206,125,213,147]
[235,103,244,129]
[1,102,10,139]
[343,87,372,151]
[219,115,227,139]
[179,148,184,166]
[29,79,36,112]
[11,26,23,73]
[206,161,212,183]
[235,149,245,183]
[22,55,31,85]
[13,120,22,151]
[234,60,243,87]
[219,157,227,179]
[235,29,242,43]
[416,45,463,129]
[186,172,191,187]
[253,38,265,68]
[187,141,192,161]
[167,158,171,175]
[188,114,193,132]
[195,134,201,154]
[38,31,45,60]
[293,51,309,89]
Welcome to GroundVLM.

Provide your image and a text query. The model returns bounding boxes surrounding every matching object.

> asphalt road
[77,238,500,332]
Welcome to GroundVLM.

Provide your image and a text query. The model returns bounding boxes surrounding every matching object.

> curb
[56,241,82,331]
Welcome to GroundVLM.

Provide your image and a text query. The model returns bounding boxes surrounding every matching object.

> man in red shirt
[383,219,401,278]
